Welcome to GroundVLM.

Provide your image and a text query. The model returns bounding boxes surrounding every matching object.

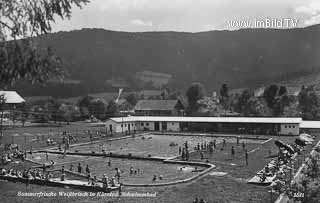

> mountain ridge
[14,24,320,96]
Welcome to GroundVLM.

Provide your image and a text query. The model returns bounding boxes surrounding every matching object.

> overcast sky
[52,0,320,33]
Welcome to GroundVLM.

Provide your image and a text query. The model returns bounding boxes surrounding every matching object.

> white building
[105,116,302,135]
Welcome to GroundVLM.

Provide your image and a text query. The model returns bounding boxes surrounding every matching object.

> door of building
[154,122,160,131]
[161,122,167,131]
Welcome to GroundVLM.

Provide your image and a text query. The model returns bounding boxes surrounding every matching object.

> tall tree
[263,84,279,109]
[278,86,287,96]
[106,100,120,118]
[125,93,138,106]
[59,104,80,124]
[186,83,206,114]
[299,86,319,120]
[234,89,251,115]
[88,99,107,120]
[220,83,230,115]
[0,0,88,87]
[78,95,94,108]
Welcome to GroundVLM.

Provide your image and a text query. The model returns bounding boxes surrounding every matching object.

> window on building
[146,123,149,126]
[121,124,123,127]
[141,123,144,126]
[125,124,127,127]
[293,125,295,128]
[172,122,175,125]
[289,125,291,128]
[285,125,287,128]
[132,124,134,126]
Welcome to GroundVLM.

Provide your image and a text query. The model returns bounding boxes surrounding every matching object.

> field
[1,123,319,203]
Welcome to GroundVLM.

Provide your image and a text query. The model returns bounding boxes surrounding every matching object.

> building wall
[135,110,173,116]
[280,123,299,135]
[105,120,137,133]
[136,121,155,131]
[106,119,300,135]
[167,122,180,131]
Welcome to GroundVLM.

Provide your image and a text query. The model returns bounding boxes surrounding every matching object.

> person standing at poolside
[45,152,48,161]
[245,150,249,166]
[231,146,235,159]
[200,151,204,160]
[78,163,82,173]
[42,164,46,173]
[86,164,90,175]
[115,168,121,183]
[69,164,74,171]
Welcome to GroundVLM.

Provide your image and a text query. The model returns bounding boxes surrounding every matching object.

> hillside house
[134,99,185,116]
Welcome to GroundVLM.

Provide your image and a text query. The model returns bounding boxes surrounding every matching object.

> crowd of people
[176,138,250,165]
[1,149,25,164]
[193,197,207,203]
[0,167,54,186]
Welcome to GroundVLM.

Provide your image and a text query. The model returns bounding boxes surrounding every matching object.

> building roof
[109,116,302,124]
[300,121,320,129]
[0,91,25,104]
[134,100,180,111]
[286,86,301,96]
[138,90,163,98]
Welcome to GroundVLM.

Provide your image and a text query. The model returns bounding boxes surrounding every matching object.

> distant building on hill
[134,99,185,116]
[135,71,172,88]
[105,78,129,88]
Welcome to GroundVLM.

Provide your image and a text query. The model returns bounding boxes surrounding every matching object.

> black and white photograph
[1,0,320,203]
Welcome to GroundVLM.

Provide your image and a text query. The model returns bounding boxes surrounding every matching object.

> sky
[52,0,320,33]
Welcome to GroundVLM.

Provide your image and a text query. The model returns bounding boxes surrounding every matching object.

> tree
[263,84,293,116]
[186,83,206,114]
[106,100,120,118]
[263,84,279,109]
[299,86,319,120]
[279,86,287,96]
[220,83,230,115]
[125,93,138,106]
[220,84,229,98]
[59,104,80,124]
[79,106,90,120]
[88,99,107,120]
[0,0,88,87]
[197,97,219,116]
[78,95,94,108]
[46,98,61,123]
[32,105,50,123]
[234,89,251,115]
[247,97,268,116]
